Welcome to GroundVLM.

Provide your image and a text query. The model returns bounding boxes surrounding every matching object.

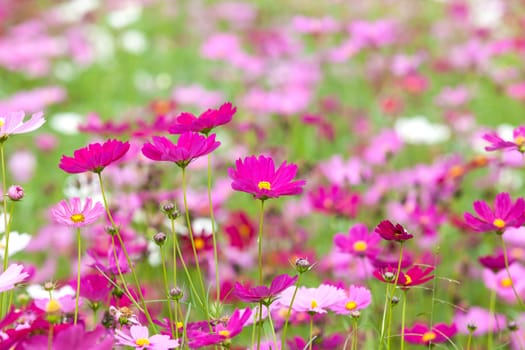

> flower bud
[508,321,519,332]
[391,296,399,306]
[43,281,56,291]
[7,185,24,201]
[161,201,181,219]
[153,232,167,246]
[105,225,118,236]
[169,287,183,301]
[467,323,477,332]
[350,310,361,319]
[383,271,395,281]
[295,257,311,273]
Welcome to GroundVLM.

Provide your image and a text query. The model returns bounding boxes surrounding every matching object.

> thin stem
[500,235,525,309]
[171,217,177,294]
[1,143,8,272]
[267,305,279,350]
[400,290,407,350]
[309,315,314,350]
[466,330,473,350]
[487,288,496,350]
[74,228,81,325]
[281,273,302,348]
[207,154,220,302]
[160,245,176,338]
[257,200,265,285]
[387,243,405,350]
[173,226,204,307]
[352,318,359,350]
[379,284,391,350]
[97,172,156,330]
[256,302,263,350]
[47,323,54,350]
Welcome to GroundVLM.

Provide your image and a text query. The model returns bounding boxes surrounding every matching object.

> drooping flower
[373,265,434,289]
[334,223,381,258]
[59,139,130,174]
[463,192,525,233]
[115,325,179,349]
[0,111,45,141]
[404,322,457,346]
[483,126,525,153]
[141,132,220,168]
[51,197,105,228]
[374,220,413,242]
[169,102,236,135]
[329,285,372,314]
[0,264,29,293]
[234,274,298,305]
[228,155,306,200]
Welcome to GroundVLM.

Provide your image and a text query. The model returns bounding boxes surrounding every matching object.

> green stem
[281,273,302,348]
[387,243,404,350]
[466,330,473,350]
[309,315,314,350]
[97,172,156,331]
[207,154,220,302]
[1,143,8,272]
[487,288,496,350]
[74,228,81,325]
[170,217,177,293]
[160,246,176,338]
[267,305,279,349]
[400,290,407,350]
[256,302,263,350]
[352,318,359,350]
[257,200,265,285]
[379,284,391,350]
[500,235,525,309]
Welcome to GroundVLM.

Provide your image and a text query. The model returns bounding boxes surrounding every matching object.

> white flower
[394,116,450,145]
[0,232,31,257]
[26,284,75,299]
[50,113,83,135]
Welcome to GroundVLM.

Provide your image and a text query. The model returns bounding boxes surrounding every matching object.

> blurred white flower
[107,4,142,28]
[394,116,450,144]
[26,284,75,299]
[50,112,83,135]
[121,30,147,54]
[0,231,31,258]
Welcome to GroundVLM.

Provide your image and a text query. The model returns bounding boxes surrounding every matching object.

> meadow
[1,0,525,349]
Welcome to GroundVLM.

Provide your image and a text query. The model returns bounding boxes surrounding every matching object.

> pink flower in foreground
[169,102,236,135]
[115,325,179,349]
[0,264,28,293]
[234,274,298,305]
[51,197,105,228]
[329,285,372,315]
[59,139,130,174]
[142,132,220,168]
[229,155,306,200]
[483,125,525,153]
[404,322,457,346]
[463,192,525,233]
[0,111,45,140]
[278,284,346,314]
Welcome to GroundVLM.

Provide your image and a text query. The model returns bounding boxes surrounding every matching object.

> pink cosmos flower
[51,197,105,228]
[234,274,298,305]
[0,264,28,293]
[404,322,457,346]
[329,285,372,315]
[189,308,251,348]
[463,192,525,233]
[373,265,434,289]
[21,325,114,350]
[0,111,45,140]
[141,132,220,168]
[483,263,525,303]
[168,102,236,135]
[483,126,525,153]
[374,220,413,242]
[34,295,76,314]
[333,223,381,258]
[277,284,346,314]
[59,139,130,174]
[309,185,360,217]
[228,155,306,200]
[454,306,506,336]
[115,325,179,349]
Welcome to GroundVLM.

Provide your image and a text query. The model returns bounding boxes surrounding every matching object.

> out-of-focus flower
[8,149,36,183]
[59,139,130,174]
[0,231,31,257]
[329,285,372,314]
[169,102,236,135]
[483,263,525,303]
[454,306,506,336]
[229,155,306,200]
[404,323,457,346]
[334,223,381,258]
[394,116,450,145]
[51,197,105,228]
[483,125,525,153]
[0,264,29,293]
[0,111,45,141]
[374,220,413,242]
[234,274,298,305]
[277,284,346,314]
[115,325,179,349]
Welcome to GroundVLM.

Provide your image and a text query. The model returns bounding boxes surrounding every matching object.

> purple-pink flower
[51,197,105,228]
[59,139,130,174]
[463,192,525,233]
[234,274,298,305]
[0,111,45,140]
[334,223,381,258]
[189,308,251,348]
[142,132,220,168]
[483,126,525,153]
[228,155,306,200]
[115,325,179,349]
[0,264,28,293]
[404,322,457,346]
[169,102,236,134]
[277,284,346,314]
[329,285,372,315]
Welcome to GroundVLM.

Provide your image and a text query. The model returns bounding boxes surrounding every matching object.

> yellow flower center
[46,299,61,313]
[501,277,513,288]
[135,338,150,346]
[176,321,183,328]
[194,237,205,250]
[311,299,318,309]
[239,224,251,238]
[345,301,357,310]
[258,181,271,191]
[353,240,368,252]
[0,119,4,127]
[404,274,412,285]
[515,135,525,146]
[493,218,505,229]
[422,331,436,342]
[219,330,231,338]
[70,213,85,223]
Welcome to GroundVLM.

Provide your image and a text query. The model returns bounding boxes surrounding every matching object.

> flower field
[1,0,525,349]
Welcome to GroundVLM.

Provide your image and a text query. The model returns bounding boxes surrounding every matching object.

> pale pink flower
[51,197,105,228]
[277,284,346,314]
[115,325,179,349]
[0,264,28,292]
[0,111,45,139]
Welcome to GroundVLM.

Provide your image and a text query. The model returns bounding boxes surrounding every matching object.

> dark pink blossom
[464,192,525,233]
[374,220,413,242]
[404,322,457,346]
[234,274,298,305]
[169,102,236,135]
[483,126,525,153]
[59,139,130,174]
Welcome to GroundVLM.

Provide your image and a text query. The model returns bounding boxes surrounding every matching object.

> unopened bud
[391,296,399,306]
[161,201,180,219]
[105,225,118,236]
[153,232,167,246]
[508,321,519,332]
[7,185,24,201]
[383,271,395,281]
[43,281,56,291]
[350,310,361,319]
[467,323,477,332]
[295,258,311,273]
[169,287,183,301]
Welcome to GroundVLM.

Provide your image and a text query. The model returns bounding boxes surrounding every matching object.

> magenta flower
[228,155,306,200]
[278,284,346,314]
[479,252,513,272]
[142,132,220,168]
[169,102,236,134]
[189,308,251,348]
[329,285,372,315]
[234,274,298,305]
[59,139,130,174]
[373,265,434,289]
[115,325,179,349]
[0,264,28,293]
[374,220,413,242]
[483,126,525,153]
[51,197,105,228]
[21,325,114,350]
[404,323,457,346]
[464,192,525,233]
[334,223,381,258]
[0,111,45,140]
